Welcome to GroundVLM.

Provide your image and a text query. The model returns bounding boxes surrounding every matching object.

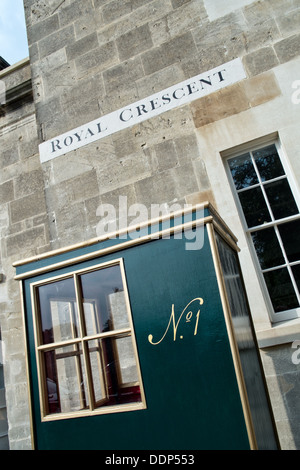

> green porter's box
[15,204,279,450]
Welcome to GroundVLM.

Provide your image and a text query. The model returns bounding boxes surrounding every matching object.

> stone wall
[0,60,50,449]
[23,0,300,251]
[261,344,300,449]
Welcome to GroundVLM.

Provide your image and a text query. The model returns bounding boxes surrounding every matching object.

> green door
[19,211,277,450]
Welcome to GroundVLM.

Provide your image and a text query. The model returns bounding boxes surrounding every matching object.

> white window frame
[225,139,300,323]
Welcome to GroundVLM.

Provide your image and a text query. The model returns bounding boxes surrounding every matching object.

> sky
[0,0,29,66]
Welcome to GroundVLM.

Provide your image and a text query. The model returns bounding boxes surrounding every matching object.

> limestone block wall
[22,0,300,250]
[0,60,50,449]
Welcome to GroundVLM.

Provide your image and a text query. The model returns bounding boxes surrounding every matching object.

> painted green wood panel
[23,228,251,450]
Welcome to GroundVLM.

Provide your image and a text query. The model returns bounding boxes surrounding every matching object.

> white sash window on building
[226,142,300,322]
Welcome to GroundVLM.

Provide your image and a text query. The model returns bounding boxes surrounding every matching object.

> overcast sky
[0,0,29,65]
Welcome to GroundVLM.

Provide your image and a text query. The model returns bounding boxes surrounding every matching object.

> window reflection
[88,336,141,408]
[264,268,299,313]
[35,262,143,418]
[265,179,298,220]
[238,187,271,228]
[228,153,258,190]
[251,228,284,270]
[292,265,300,291]
[44,346,88,415]
[253,144,285,181]
[80,265,129,335]
[216,233,279,449]
[37,278,79,345]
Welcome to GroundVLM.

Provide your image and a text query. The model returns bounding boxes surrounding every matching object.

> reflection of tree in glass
[251,228,284,270]
[238,188,271,228]
[264,268,299,312]
[228,153,258,190]
[253,145,285,182]
[264,180,298,220]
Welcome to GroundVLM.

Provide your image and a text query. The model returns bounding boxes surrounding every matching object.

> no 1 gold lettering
[148,298,203,346]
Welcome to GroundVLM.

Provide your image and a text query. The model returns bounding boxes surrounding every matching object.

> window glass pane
[37,278,79,345]
[263,268,299,313]
[80,265,130,336]
[36,262,143,419]
[228,153,258,190]
[238,187,271,228]
[278,219,300,263]
[292,264,300,292]
[87,339,107,405]
[251,228,285,270]
[264,179,299,220]
[215,233,279,449]
[93,336,141,407]
[253,145,285,181]
[116,336,139,384]
[44,346,88,415]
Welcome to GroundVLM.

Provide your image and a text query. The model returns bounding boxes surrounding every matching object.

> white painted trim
[223,138,300,324]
